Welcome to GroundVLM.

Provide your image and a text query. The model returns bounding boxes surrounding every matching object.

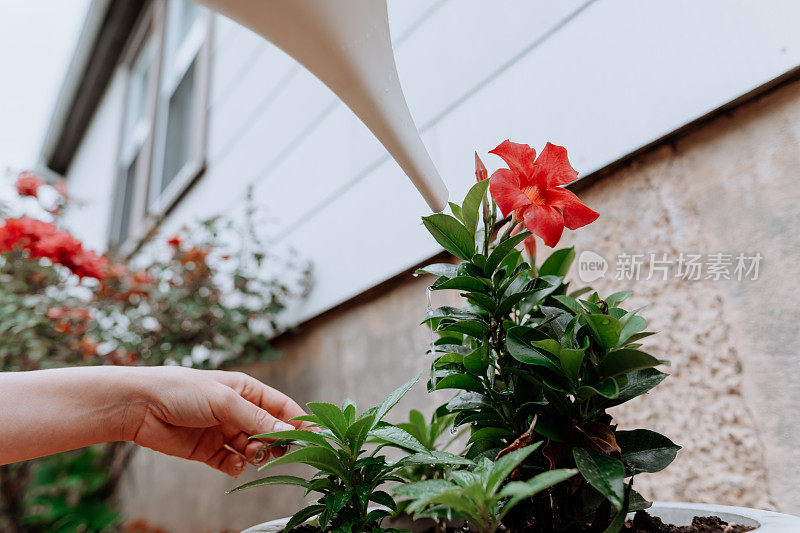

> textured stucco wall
[117,80,800,531]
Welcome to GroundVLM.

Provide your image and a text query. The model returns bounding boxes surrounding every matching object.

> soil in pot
[283,511,755,532]
[622,511,756,533]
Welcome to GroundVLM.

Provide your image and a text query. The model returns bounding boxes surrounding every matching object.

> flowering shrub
[404,141,678,532]
[0,173,311,532]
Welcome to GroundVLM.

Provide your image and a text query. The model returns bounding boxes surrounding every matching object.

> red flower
[510,224,537,260]
[167,235,182,248]
[15,172,45,198]
[475,153,488,181]
[0,217,107,279]
[489,140,598,247]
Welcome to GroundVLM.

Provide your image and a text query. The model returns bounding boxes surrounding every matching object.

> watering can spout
[195,0,449,212]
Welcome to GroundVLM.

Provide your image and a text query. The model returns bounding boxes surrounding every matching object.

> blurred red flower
[167,235,182,247]
[474,152,488,181]
[489,140,598,247]
[15,172,46,198]
[0,217,107,279]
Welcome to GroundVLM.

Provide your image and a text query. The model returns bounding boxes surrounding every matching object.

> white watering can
[194,0,449,212]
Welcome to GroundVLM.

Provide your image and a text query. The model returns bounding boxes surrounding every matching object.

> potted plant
[234,141,800,532]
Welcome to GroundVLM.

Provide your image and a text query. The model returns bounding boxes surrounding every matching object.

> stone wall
[118,79,800,531]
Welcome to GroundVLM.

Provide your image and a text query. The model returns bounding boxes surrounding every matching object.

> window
[148,0,211,214]
[109,0,211,251]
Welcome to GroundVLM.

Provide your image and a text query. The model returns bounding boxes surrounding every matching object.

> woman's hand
[123,366,306,477]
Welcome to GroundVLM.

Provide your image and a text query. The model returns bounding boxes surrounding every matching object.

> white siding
[64,0,800,324]
[62,70,126,252]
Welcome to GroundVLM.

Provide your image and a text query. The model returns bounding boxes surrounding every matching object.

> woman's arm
[0,366,304,476]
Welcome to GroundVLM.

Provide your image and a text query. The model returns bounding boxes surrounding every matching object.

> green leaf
[307,402,348,441]
[226,475,309,494]
[262,446,347,479]
[572,448,626,510]
[605,291,633,307]
[326,489,353,514]
[463,345,490,374]
[431,276,488,293]
[446,392,491,411]
[598,349,664,379]
[602,368,668,407]
[616,429,680,476]
[284,505,325,533]
[370,425,428,453]
[585,314,622,350]
[394,479,452,499]
[617,315,648,346]
[422,214,475,260]
[395,450,473,468]
[448,202,464,222]
[345,415,376,452]
[415,263,458,278]
[506,331,564,375]
[461,180,489,233]
[559,347,585,382]
[432,372,484,392]
[369,490,398,511]
[576,377,620,400]
[250,429,333,449]
[602,482,632,533]
[465,292,497,313]
[539,247,575,277]
[486,443,542,494]
[467,427,512,444]
[531,339,561,356]
[497,469,578,519]
[485,230,532,274]
[462,179,490,234]
[372,373,421,427]
[437,319,489,339]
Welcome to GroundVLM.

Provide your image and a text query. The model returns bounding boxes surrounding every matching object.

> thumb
[222,391,296,437]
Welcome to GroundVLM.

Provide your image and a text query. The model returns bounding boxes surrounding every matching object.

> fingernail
[234,458,245,472]
[255,449,268,464]
[274,421,295,432]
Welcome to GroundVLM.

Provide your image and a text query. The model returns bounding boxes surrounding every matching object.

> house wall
[116,76,800,531]
[62,0,800,325]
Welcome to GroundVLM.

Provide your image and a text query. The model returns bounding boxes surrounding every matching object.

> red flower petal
[489,140,537,179]
[489,168,530,218]
[474,152,488,181]
[522,204,564,247]
[544,187,599,230]
[523,235,537,258]
[531,142,578,188]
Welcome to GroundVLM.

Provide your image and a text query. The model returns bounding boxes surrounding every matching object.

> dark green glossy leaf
[485,230,532,274]
[431,276,488,293]
[432,372,484,392]
[446,392,491,411]
[539,247,575,277]
[598,349,664,378]
[506,331,563,374]
[586,314,622,350]
[559,347,585,382]
[437,319,489,339]
[422,214,475,260]
[616,429,680,476]
[369,490,398,511]
[462,179,490,234]
[463,345,490,374]
[467,426,512,444]
[572,448,626,510]
[602,368,668,407]
[604,291,633,307]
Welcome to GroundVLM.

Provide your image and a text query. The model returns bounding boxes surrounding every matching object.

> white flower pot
[241,501,800,532]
